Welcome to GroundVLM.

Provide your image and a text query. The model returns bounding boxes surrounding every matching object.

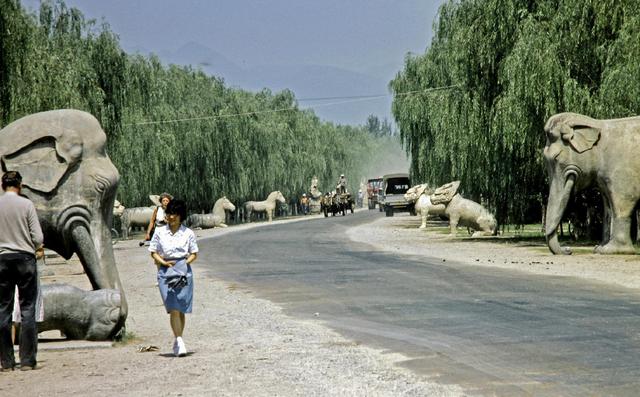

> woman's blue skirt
[157,259,193,313]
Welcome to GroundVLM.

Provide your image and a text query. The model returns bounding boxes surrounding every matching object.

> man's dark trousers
[0,252,38,369]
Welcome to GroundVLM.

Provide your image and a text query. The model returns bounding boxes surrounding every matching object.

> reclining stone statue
[186,196,236,229]
[404,181,497,236]
[0,109,127,340]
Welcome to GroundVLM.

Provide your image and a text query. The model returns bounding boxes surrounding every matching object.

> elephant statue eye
[93,173,118,196]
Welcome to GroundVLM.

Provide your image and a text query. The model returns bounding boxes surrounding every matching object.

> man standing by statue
[0,171,44,371]
[337,174,347,195]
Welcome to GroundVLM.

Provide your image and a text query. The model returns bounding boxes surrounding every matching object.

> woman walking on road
[148,199,198,357]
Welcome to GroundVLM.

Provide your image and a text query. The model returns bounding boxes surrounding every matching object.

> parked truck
[379,173,414,217]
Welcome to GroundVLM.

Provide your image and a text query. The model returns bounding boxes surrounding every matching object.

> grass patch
[113,328,142,346]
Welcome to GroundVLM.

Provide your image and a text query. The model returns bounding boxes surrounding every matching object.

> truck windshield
[385,178,410,194]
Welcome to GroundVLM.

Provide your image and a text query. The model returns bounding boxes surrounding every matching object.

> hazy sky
[22,0,445,125]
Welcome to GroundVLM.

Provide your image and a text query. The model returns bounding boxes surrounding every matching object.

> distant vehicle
[366,177,383,209]
[379,173,414,217]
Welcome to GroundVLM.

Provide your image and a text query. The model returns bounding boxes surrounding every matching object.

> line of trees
[391,0,640,226]
[0,0,401,211]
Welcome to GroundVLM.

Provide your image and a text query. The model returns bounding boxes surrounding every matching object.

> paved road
[198,210,640,396]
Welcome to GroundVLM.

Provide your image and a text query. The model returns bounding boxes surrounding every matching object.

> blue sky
[22,0,445,125]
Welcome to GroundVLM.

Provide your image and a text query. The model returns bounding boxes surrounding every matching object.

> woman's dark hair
[165,199,187,221]
[2,171,22,190]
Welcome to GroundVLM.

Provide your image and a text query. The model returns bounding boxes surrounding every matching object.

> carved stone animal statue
[186,196,236,229]
[243,191,286,222]
[120,205,154,239]
[543,112,640,255]
[113,199,125,218]
[404,184,434,228]
[40,284,123,340]
[117,194,164,239]
[0,109,126,340]
[405,181,496,236]
[308,176,323,214]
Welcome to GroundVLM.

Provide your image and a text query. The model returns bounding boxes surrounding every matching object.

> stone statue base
[309,198,322,214]
[40,284,125,340]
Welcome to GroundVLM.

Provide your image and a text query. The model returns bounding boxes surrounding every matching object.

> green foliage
[391,0,640,225]
[0,0,400,212]
[365,114,394,137]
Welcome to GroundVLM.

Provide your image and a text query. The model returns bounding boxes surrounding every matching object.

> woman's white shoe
[176,337,187,357]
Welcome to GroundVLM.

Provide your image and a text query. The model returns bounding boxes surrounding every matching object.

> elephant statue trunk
[545,170,577,255]
[57,205,108,289]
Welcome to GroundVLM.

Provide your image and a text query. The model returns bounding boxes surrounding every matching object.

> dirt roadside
[347,214,640,291]
[1,214,463,397]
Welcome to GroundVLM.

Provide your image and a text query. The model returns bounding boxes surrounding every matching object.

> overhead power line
[122,84,461,127]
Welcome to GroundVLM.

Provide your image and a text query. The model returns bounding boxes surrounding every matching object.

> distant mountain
[156,42,394,125]
[159,41,248,84]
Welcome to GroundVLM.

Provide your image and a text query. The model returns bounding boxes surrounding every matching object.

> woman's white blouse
[148,224,199,259]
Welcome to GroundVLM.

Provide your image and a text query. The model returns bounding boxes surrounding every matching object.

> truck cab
[379,173,413,217]
[366,177,383,209]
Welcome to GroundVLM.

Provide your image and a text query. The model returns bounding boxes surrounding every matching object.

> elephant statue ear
[551,113,601,153]
[149,194,161,206]
[0,111,84,193]
[566,125,600,153]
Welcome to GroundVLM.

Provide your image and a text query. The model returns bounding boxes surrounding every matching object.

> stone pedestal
[309,198,322,214]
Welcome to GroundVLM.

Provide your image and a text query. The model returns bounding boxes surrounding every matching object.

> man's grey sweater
[0,191,44,255]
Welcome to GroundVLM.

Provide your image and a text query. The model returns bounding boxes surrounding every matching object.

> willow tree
[1,0,403,214]
[391,0,640,226]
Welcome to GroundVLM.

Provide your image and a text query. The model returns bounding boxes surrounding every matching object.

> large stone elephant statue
[0,109,127,340]
[543,112,640,255]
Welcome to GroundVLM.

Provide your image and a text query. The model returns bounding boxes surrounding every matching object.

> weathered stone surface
[186,196,236,229]
[0,109,126,340]
[309,176,322,214]
[243,191,286,222]
[405,182,496,236]
[544,112,640,255]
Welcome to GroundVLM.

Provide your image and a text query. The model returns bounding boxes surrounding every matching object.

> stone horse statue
[186,196,236,229]
[243,191,286,222]
[405,181,497,236]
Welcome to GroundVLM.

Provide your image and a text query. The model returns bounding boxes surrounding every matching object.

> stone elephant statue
[405,181,496,236]
[0,109,126,340]
[543,112,640,255]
